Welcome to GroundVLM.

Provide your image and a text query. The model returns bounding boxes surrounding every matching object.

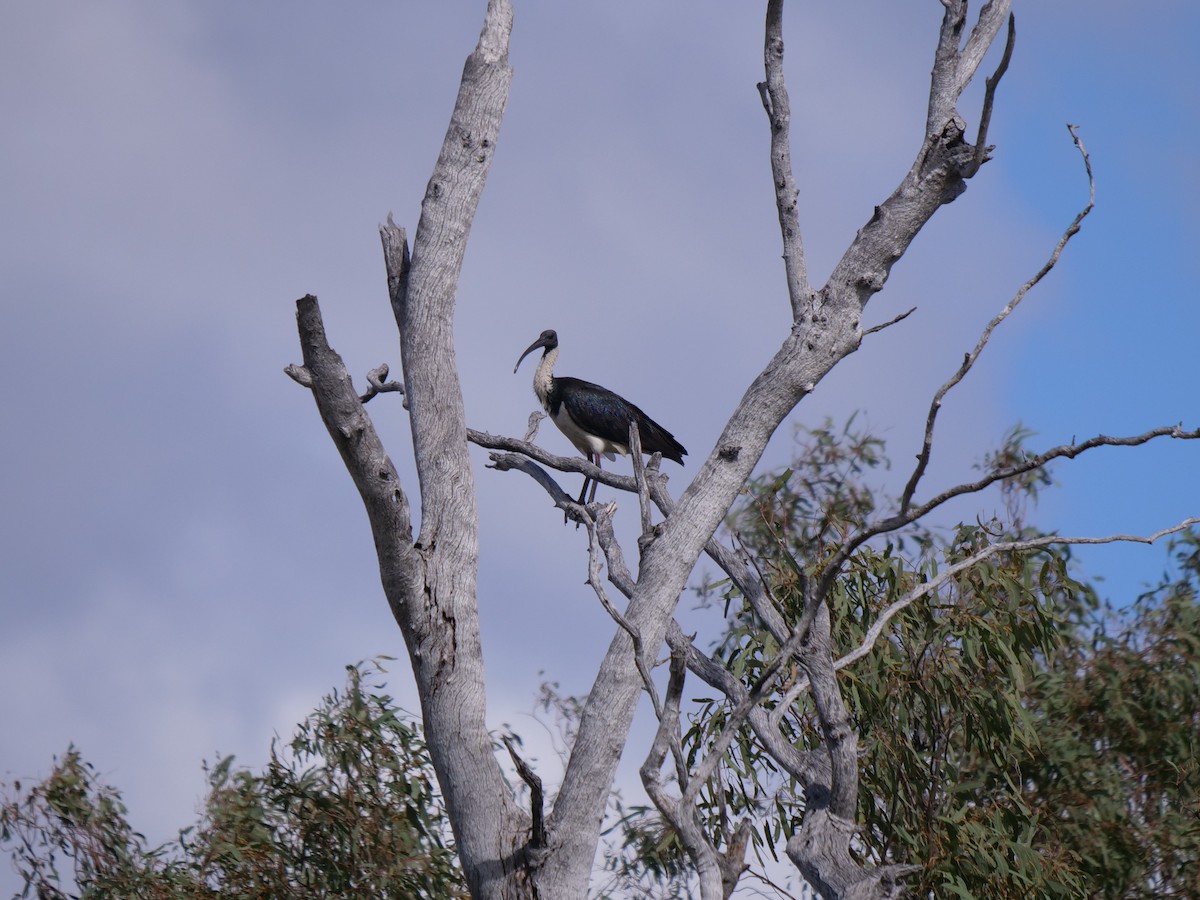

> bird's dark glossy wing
[556,377,686,464]
[633,408,687,464]
[556,377,637,446]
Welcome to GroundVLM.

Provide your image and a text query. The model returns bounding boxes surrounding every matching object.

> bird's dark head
[513,329,559,374]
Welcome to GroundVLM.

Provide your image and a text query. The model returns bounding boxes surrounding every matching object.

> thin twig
[1066,123,1096,211]
[969,13,1016,173]
[628,422,654,538]
[584,507,662,718]
[862,306,917,338]
[899,123,1097,514]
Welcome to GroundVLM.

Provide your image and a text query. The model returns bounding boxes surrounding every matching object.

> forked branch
[639,649,734,899]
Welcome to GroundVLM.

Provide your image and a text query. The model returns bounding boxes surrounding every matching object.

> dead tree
[287,2,1198,897]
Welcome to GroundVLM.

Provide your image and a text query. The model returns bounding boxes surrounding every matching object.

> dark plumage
[513,329,686,507]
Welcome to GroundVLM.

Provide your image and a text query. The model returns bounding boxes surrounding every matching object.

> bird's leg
[568,454,594,525]
[587,455,601,505]
[576,456,593,507]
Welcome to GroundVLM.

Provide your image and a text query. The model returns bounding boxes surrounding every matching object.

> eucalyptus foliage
[6,423,1197,899]
[1,661,466,899]
[613,420,1200,898]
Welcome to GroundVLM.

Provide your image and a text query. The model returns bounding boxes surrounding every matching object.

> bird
[514,329,687,510]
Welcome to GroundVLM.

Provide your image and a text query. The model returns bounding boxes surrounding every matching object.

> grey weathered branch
[285,357,404,404]
[471,428,639,492]
[522,411,545,443]
[927,0,1013,137]
[372,3,519,891]
[700,529,791,647]
[821,0,1014,326]
[359,363,406,405]
[291,294,529,897]
[486,450,581,518]
[757,0,811,321]
[503,736,546,852]
[283,363,312,387]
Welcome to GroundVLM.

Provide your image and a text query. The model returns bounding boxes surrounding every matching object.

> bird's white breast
[552,406,622,460]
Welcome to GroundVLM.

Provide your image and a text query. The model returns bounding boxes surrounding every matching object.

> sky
[2,1,1197,895]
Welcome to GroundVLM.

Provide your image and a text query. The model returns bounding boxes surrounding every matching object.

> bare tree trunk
[291,2,534,897]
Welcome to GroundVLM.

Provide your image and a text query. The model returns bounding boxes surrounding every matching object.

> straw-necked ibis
[513,329,686,507]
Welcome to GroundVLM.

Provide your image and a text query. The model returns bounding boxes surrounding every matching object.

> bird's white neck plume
[532,345,557,409]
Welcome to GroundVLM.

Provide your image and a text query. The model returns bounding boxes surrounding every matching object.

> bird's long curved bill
[513,340,544,374]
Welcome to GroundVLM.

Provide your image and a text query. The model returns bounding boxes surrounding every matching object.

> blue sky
[2,2,1197,893]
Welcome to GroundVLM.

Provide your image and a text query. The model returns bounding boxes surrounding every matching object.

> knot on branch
[854,271,887,293]
[916,137,977,201]
[941,114,967,147]
[284,363,313,388]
